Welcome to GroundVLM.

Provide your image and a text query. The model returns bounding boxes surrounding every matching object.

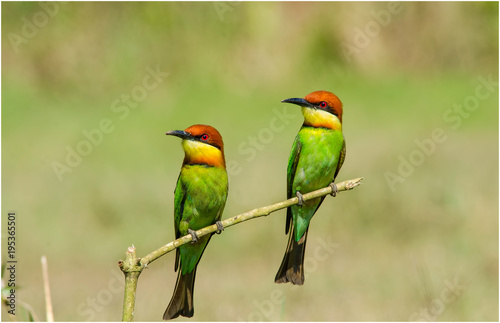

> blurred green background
[2,2,498,321]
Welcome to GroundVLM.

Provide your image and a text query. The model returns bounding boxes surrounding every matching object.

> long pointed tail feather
[163,268,196,320]
[275,229,309,285]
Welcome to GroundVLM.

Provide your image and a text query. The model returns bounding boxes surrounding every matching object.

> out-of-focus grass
[2,2,498,321]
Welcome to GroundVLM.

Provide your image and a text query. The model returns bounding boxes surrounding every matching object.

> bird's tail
[275,229,309,285]
[163,268,196,320]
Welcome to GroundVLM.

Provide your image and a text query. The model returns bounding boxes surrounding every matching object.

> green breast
[290,127,343,240]
[293,127,343,192]
[176,165,228,231]
[174,165,228,274]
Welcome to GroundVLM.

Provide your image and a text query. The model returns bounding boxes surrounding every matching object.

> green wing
[286,133,302,235]
[334,136,346,181]
[173,174,186,272]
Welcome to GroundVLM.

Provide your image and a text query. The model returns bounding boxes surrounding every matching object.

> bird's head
[166,124,225,168]
[282,90,343,130]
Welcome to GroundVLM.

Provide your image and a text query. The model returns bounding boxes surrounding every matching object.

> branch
[119,246,142,322]
[141,177,363,266]
[119,177,363,321]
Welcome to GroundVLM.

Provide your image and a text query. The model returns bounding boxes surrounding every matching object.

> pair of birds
[163,90,346,320]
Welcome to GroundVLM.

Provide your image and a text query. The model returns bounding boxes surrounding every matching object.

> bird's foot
[296,191,305,206]
[188,229,199,243]
[329,182,338,197]
[215,221,224,234]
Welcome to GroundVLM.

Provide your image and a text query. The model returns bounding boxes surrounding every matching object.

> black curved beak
[281,97,314,108]
[165,130,192,140]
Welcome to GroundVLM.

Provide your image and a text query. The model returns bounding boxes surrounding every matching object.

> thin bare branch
[120,177,363,321]
[140,177,363,266]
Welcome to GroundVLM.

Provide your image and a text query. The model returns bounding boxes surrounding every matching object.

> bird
[275,90,346,285]
[163,124,228,320]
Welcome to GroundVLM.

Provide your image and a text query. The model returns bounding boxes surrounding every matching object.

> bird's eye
[201,134,209,141]
[319,101,327,108]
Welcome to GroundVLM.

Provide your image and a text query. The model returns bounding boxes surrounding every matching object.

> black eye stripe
[315,103,339,117]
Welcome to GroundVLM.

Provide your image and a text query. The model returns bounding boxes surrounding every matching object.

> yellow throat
[182,140,225,168]
[302,107,342,131]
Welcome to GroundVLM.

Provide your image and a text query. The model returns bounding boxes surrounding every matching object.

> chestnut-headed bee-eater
[164,124,228,320]
[275,91,345,285]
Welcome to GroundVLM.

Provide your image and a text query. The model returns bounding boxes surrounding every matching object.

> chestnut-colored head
[282,90,343,130]
[166,124,225,168]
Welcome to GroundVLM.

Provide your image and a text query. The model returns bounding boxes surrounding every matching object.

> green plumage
[288,127,345,241]
[174,165,228,273]
[276,125,345,285]
[164,164,228,320]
